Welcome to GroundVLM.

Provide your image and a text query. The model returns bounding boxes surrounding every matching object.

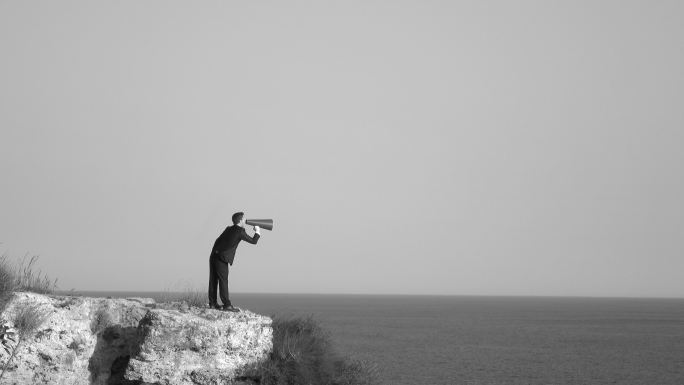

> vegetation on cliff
[0,256,378,385]
[0,255,57,306]
[156,290,380,385]
[155,289,379,385]
[239,315,378,385]
[0,255,54,381]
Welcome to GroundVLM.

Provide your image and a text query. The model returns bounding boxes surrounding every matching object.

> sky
[1,1,683,297]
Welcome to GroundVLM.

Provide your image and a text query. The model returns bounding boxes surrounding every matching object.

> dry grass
[1,254,55,380]
[0,303,52,381]
[241,315,379,385]
[177,288,206,308]
[0,254,57,297]
[0,256,16,313]
[14,255,58,294]
[155,285,207,309]
[12,303,51,340]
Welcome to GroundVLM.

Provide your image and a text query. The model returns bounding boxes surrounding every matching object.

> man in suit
[208,211,260,312]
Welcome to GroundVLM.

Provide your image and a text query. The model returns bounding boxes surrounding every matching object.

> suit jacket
[211,225,260,265]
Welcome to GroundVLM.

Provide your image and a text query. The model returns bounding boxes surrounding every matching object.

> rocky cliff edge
[0,292,272,385]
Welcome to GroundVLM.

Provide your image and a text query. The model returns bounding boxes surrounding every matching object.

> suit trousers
[208,256,231,307]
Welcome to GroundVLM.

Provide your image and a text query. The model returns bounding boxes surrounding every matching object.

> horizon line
[56,289,684,300]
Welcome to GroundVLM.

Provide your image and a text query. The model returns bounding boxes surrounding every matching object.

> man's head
[232,212,245,226]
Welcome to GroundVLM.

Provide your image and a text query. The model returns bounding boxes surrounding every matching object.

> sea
[67,292,684,385]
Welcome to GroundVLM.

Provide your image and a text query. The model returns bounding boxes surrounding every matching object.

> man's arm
[240,227,260,244]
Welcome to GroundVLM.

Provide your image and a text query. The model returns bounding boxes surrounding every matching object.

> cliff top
[0,291,272,385]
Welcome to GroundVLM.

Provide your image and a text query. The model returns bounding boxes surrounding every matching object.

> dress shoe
[222,305,239,312]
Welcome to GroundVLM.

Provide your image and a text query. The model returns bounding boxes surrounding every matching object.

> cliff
[0,292,272,385]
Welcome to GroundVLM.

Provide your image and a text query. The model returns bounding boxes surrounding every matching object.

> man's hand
[254,225,261,235]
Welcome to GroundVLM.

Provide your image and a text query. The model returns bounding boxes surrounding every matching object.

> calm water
[70,292,684,385]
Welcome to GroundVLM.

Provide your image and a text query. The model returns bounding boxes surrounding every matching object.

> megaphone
[245,219,274,231]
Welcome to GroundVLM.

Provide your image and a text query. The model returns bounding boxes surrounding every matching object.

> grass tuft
[156,285,207,309]
[12,303,51,340]
[177,288,207,308]
[13,255,58,294]
[0,254,57,298]
[0,303,52,381]
[1,254,56,381]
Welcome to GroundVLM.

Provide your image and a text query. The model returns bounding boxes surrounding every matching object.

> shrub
[242,315,378,385]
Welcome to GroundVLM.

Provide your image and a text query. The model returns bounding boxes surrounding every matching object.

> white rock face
[0,292,272,385]
[126,307,272,384]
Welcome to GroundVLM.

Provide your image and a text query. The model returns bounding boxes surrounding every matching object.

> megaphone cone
[245,219,274,231]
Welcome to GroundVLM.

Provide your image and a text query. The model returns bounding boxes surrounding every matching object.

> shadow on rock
[88,325,150,385]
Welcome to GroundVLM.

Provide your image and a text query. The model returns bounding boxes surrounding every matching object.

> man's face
[239,216,245,227]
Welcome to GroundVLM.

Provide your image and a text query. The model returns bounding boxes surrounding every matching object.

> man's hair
[232,212,244,225]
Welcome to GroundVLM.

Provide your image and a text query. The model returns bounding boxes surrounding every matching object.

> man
[208,212,260,312]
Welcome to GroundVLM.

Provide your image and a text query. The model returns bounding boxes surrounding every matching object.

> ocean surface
[69,292,684,385]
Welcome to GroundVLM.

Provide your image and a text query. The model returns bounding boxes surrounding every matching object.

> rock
[0,292,272,385]
[124,307,272,384]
